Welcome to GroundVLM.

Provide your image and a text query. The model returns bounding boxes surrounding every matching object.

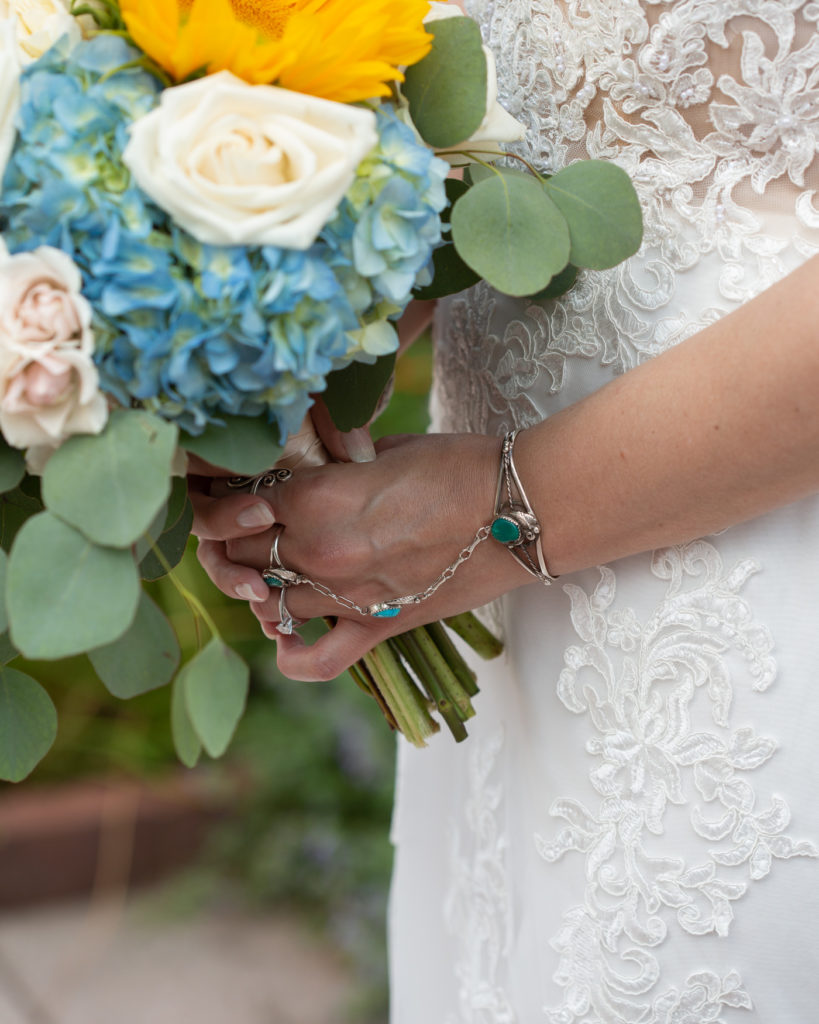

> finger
[373,433,418,454]
[189,486,277,541]
[273,617,393,681]
[311,399,376,463]
[248,585,348,625]
[195,538,271,602]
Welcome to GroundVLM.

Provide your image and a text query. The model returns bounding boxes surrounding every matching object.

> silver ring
[262,525,302,588]
[277,587,295,636]
[270,524,285,569]
[226,468,293,494]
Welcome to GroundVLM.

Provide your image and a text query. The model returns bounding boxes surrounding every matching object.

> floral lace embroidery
[436,0,819,439]
[535,542,817,1022]
[445,728,516,1024]
[430,3,819,1018]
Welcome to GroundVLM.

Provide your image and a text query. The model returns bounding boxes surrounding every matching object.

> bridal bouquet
[0,0,642,780]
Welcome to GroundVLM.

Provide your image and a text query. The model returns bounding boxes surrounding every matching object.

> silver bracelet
[259,429,552,623]
[489,429,555,584]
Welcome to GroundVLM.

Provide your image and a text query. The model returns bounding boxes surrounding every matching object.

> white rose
[123,71,380,250]
[423,2,526,165]
[0,0,80,63]
[0,243,108,461]
[0,18,21,182]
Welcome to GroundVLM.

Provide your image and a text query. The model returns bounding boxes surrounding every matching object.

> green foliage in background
[0,336,434,1020]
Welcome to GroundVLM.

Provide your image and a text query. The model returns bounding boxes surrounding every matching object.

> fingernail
[343,428,376,463]
[236,582,265,601]
[237,503,275,528]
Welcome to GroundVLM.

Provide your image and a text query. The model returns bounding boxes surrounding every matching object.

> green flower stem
[363,642,438,748]
[392,631,469,742]
[143,535,221,643]
[444,611,503,660]
[408,626,476,723]
[348,656,400,733]
[425,620,480,698]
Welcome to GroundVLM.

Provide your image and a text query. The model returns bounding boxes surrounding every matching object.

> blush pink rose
[0,242,108,462]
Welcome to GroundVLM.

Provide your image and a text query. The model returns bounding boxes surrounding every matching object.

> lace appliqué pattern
[445,728,516,1024]
[535,541,818,1022]
[437,0,819,439]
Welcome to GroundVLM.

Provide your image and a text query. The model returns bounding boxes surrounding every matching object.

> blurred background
[0,337,434,1024]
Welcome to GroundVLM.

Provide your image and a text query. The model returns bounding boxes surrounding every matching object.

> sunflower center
[228,0,305,40]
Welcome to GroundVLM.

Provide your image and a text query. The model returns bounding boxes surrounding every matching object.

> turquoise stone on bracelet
[263,574,285,588]
[491,515,522,544]
[371,606,401,618]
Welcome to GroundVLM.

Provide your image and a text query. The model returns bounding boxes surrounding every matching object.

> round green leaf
[0,669,57,782]
[321,354,396,432]
[527,263,579,301]
[182,638,249,759]
[413,243,481,300]
[7,512,140,659]
[402,18,487,149]
[0,441,25,496]
[139,498,193,581]
[89,592,181,699]
[0,632,18,665]
[42,409,177,548]
[544,160,644,269]
[180,415,283,476]
[171,673,201,769]
[452,172,571,296]
[0,486,43,552]
[0,548,7,635]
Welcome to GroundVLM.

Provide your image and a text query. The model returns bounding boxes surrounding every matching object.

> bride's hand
[193,433,530,680]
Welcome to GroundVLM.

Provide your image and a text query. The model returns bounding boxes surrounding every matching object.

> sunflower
[119,0,434,103]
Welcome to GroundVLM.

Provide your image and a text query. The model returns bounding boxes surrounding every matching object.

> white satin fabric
[389,2,819,1022]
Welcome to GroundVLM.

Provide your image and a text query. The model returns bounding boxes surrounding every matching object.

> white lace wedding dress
[388,2,819,1021]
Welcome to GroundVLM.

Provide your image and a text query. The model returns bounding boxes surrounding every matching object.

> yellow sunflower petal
[121,0,432,99]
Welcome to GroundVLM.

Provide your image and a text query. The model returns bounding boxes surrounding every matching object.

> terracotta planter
[0,775,230,908]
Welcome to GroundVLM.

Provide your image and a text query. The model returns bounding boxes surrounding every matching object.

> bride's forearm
[517,254,819,575]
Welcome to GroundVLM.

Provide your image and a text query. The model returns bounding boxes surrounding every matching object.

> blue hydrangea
[0,37,447,440]
[323,107,449,315]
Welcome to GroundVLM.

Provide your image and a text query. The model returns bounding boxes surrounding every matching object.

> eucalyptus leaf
[413,244,481,300]
[133,501,167,564]
[0,668,57,782]
[42,409,177,548]
[89,592,181,699]
[7,512,140,659]
[0,441,25,496]
[180,415,283,475]
[442,177,470,229]
[544,160,643,269]
[402,18,487,149]
[139,498,193,581]
[171,673,201,769]
[0,633,17,665]
[182,637,249,759]
[0,486,43,552]
[527,263,579,301]
[451,172,571,296]
[134,476,190,563]
[322,354,396,432]
[464,163,496,187]
[0,549,7,635]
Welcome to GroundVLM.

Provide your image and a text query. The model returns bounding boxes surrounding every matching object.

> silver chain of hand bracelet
[260,427,553,622]
[263,525,491,619]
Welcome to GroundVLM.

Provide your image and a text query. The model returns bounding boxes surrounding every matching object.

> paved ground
[0,892,356,1024]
